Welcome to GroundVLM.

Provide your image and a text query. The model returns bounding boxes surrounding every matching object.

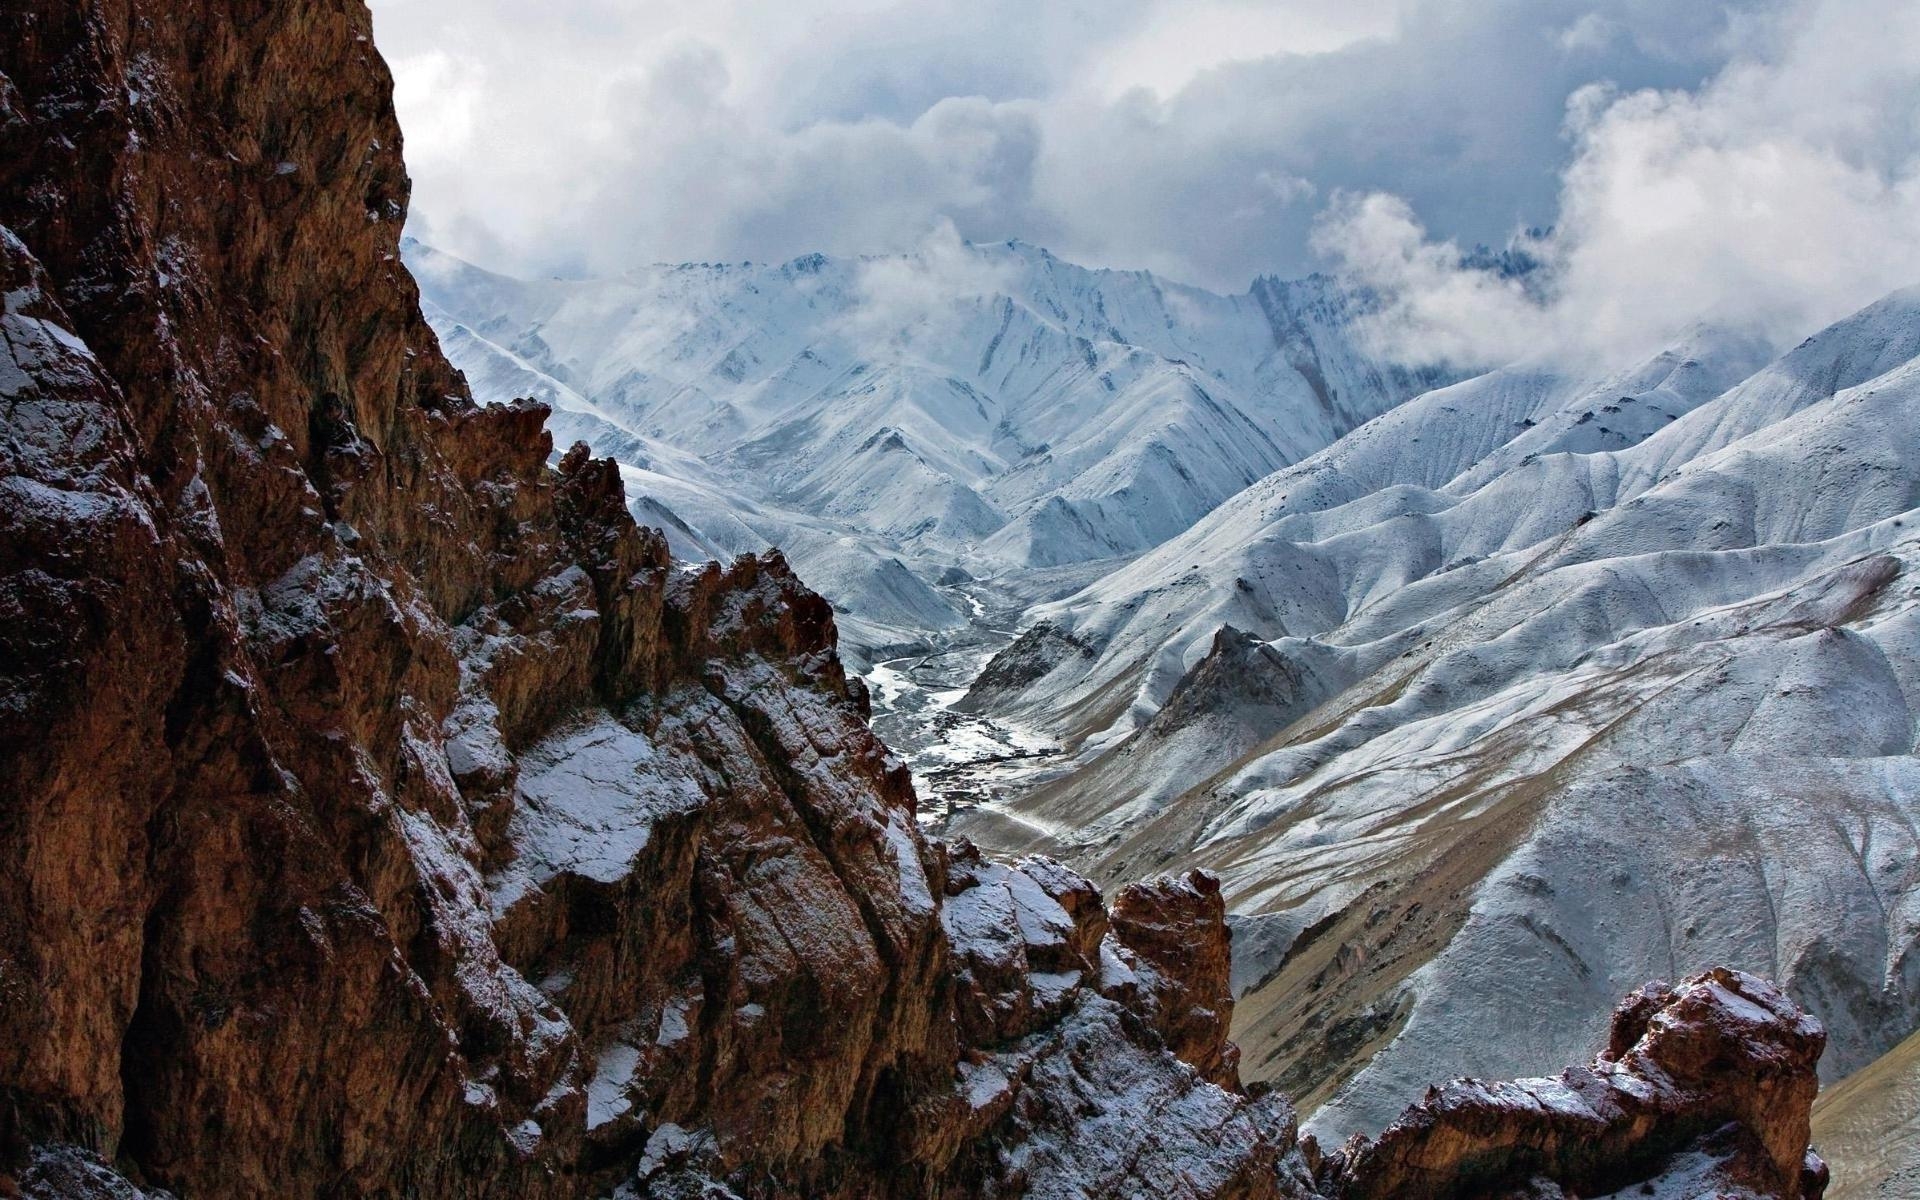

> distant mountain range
[414,236,1920,1197]
[406,237,1446,658]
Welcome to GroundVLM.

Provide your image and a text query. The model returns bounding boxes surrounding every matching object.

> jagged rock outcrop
[1104,871,1242,1089]
[1321,970,1830,1200]
[0,1,1835,1198]
[0,1,1278,1194]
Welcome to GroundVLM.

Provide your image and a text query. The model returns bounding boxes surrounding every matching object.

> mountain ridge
[406,235,1452,658]
[945,280,1920,1156]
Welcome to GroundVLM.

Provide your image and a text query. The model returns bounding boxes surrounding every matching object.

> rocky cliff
[0,1,1835,1197]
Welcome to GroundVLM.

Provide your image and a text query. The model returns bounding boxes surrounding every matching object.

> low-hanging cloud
[1310,193,1557,366]
[836,218,1020,346]
[1314,0,1920,366]
[373,0,1918,367]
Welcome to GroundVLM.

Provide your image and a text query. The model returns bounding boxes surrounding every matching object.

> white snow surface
[486,713,708,915]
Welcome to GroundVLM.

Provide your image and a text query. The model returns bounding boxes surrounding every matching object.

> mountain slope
[1814,1025,1920,1200]
[949,290,1920,1144]
[955,326,1771,750]
[408,238,1448,658]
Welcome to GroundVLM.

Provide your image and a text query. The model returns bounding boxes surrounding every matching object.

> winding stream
[863,638,1067,829]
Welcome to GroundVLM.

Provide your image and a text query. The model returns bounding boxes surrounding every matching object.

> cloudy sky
[371,0,1920,364]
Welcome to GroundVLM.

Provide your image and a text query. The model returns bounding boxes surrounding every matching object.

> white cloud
[1314,0,1920,366]
[1310,193,1554,365]
[838,218,1020,345]
[388,49,482,157]
[1558,13,1623,53]
[370,0,1916,366]
[1084,0,1400,100]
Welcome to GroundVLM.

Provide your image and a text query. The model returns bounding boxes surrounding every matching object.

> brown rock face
[0,2,1834,1198]
[0,1,1273,1195]
[1107,871,1242,1088]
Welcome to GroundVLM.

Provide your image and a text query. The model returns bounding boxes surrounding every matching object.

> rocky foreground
[0,1,1835,1196]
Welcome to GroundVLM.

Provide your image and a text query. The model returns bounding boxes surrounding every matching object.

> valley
[1,0,1907,1194]
[419,236,1920,1195]
[408,233,1446,838]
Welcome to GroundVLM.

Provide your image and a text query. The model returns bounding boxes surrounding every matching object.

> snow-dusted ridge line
[408,236,1448,662]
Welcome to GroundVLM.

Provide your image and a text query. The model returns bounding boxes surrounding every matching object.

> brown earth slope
[1813,1026,1920,1200]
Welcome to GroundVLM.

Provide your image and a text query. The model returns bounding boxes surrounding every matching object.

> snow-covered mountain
[407,238,1445,659]
[417,228,1920,1162]
[946,286,1920,1143]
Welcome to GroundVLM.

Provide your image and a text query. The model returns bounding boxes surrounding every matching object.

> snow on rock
[587,1041,642,1130]
[1325,969,1828,1200]
[487,713,707,914]
[967,995,1295,1200]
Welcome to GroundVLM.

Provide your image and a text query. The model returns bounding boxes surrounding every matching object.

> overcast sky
[371,0,1920,364]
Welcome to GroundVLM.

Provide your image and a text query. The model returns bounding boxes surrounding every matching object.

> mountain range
[951,285,1920,1183]
[406,237,1447,660]
[422,239,1920,1200]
